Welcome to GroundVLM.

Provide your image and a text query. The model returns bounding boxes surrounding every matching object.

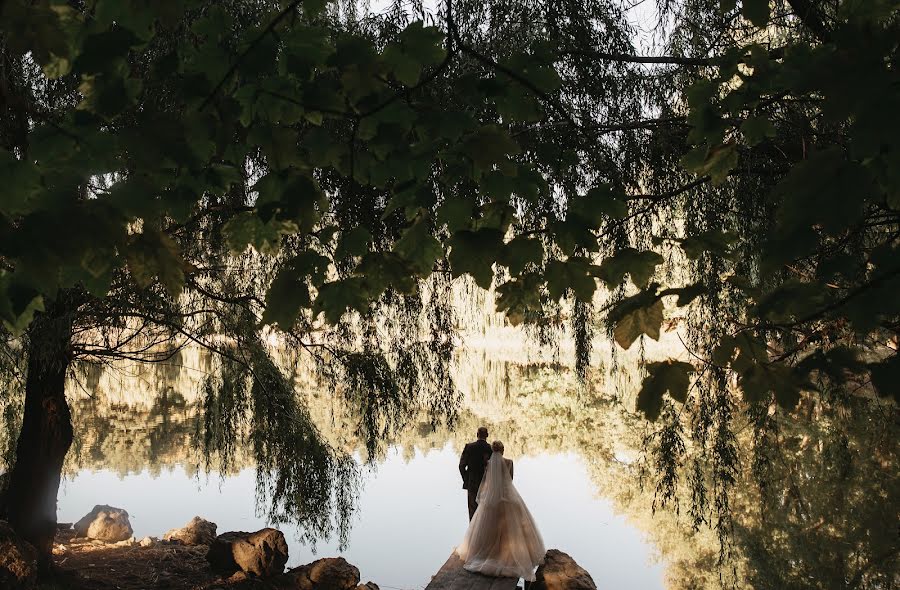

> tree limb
[199,0,305,111]
[786,0,833,43]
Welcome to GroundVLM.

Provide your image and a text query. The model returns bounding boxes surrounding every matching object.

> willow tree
[0,0,657,571]
[0,0,897,580]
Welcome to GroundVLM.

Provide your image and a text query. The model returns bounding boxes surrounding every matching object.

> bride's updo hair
[491,440,504,453]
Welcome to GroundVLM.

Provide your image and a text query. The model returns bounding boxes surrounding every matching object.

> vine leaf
[637,360,696,420]
[223,212,298,255]
[677,230,737,259]
[597,248,664,289]
[501,235,543,276]
[545,258,597,302]
[394,216,442,275]
[313,277,370,323]
[124,230,190,295]
[743,0,770,27]
[495,274,542,325]
[680,143,737,185]
[608,288,665,349]
[448,229,503,289]
[262,251,329,328]
[738,362,803,409]
[869,356,900,402]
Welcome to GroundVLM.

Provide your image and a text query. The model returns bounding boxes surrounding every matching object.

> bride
[455,441,546,580]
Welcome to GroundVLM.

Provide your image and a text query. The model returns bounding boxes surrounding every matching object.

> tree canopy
[0,0,898,578]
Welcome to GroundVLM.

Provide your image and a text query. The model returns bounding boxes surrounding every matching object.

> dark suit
[459,439,492,520]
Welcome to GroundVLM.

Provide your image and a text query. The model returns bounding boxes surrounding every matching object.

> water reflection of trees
[54,343,899,589]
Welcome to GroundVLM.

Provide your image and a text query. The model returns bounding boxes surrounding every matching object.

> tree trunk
[4,299,75,572]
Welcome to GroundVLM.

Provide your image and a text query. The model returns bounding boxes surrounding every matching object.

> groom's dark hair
[477,426,489,439]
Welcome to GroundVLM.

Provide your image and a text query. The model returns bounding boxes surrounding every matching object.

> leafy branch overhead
[0,0,897,421]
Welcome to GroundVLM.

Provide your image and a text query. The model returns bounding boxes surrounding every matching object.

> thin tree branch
[560,49,712,66]
[199,0,305,111]
[785,0,833,43]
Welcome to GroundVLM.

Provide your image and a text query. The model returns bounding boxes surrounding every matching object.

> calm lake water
[8,319,894,590]
[47,333,679,589]
[58,446,666,589]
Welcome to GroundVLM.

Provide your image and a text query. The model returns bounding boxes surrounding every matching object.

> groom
[459,426,492,520]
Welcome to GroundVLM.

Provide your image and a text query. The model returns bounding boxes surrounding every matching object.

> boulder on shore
[532,549,596,590]
[164,516,217,546]
[0,520,38,589]
[287,557,360,590]
[206,528,289,577]
[73,505,133,543]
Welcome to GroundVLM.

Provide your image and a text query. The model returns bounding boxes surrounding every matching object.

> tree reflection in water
[1,334,894,588]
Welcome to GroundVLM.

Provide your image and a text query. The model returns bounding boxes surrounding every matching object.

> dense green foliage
[1,0,896,408]
[0,0,897,581]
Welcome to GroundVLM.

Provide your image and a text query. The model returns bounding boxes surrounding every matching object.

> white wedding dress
[455,453,546,580]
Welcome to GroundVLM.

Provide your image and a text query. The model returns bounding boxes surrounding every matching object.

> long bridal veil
[456,453,546,580]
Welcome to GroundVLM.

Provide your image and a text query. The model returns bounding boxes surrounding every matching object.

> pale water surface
[58,444,666,589]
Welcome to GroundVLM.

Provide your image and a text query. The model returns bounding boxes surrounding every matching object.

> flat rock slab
[426,553,518,590]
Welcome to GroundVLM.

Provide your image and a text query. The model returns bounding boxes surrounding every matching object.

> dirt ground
[49,529,253,590]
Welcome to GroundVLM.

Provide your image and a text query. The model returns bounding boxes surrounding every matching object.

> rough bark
[4,297,76,572]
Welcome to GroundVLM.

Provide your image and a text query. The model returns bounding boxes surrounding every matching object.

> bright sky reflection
[58,444,666,589]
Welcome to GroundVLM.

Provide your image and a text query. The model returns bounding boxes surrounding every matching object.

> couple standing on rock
[456,427,546,581]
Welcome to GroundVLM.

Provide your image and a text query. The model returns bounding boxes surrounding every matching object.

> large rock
[207,528,289,577]
[287,558,360,590]
[73,505,133,542]
[0,520,38,588]
[532,550,596,590]
[164,516,217,546]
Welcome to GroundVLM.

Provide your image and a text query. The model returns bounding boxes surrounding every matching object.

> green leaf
[678,229,737,259]
[501,235,544,276]
[124,230,190,296]
[462,125,521,172]
[253,171,326,232]
[356,252,417,296]
[0,278,44,336]
[262,269,308,328]
[581,185,628,220]
[545,258,597,302]
[680,143,737,185]
[261,251,331,328]
[731,333,769,372]
[740,115,775,146]
[436,198,473,233]
[495,274,543,325]
[394,216,442,275]
[754,279,828,323]
[662,284,706,306]
[397,21,446,66]
[551,218,597,256]
[637,360,696,420]
[739,363,802,408]
[335,227,373,260]
[869,356,900,402]
[742,0,770,27]
[223,212,298,255]
[774,148,869,237]
[608,288,665,349]
[448,230,503,289]
[0,151,41,215]
[313,277,371,323]
[597,248,664,289]
[303,0,330,18]
[383,44,421,86]
[712,335,738,366]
